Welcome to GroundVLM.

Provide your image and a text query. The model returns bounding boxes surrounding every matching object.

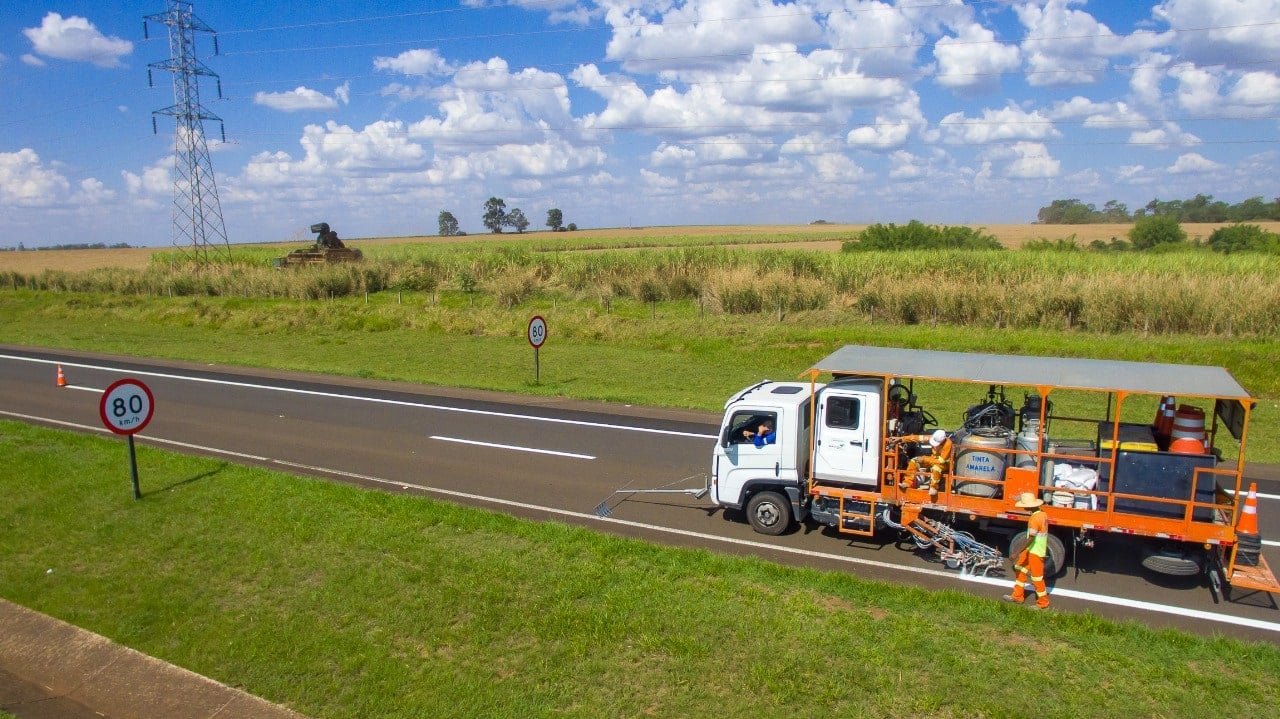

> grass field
[4,420,1279,719]
[6,221,1279,273]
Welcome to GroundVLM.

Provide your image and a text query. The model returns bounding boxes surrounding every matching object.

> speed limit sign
[527,315,547,348]
[99,378,155,435]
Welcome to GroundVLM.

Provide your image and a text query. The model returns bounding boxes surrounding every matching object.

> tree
[567,222,578,231]
[546,208,564,232]
[482,197,507,233]
[1129,215,1186,250]
[505,208,530,234]
[1208,224,1279,254]
[437,210,460,236]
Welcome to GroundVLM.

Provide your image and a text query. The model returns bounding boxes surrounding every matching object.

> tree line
[1037,195,1280,224]
[436,198,577,237]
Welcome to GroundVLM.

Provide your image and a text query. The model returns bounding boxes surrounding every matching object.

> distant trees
[482,197,507,233]
[505,208,529,234]
[546,208,563,232]
[438,211,460,237]
[1038,194,1280,224]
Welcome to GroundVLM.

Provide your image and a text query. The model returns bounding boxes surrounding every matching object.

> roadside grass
[3,420,1278,719]
[1,289,1277,462]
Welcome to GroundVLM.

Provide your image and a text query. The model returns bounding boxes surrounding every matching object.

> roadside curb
[0,599,308,719]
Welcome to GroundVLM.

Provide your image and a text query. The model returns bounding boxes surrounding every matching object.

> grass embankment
[1,284,1278,462]
[3,421,1278,719]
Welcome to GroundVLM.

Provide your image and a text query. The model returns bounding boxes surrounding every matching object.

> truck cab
[712,379,885,535]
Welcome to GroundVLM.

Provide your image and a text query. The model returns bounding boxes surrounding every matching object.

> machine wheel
[1008,531,1066,579]
[1140,546,1205,577]
[746,491,792,536]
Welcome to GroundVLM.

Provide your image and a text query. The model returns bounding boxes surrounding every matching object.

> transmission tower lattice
[145,0,230,264]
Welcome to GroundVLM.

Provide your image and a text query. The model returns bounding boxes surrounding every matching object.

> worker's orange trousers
[1011,551,1050,608]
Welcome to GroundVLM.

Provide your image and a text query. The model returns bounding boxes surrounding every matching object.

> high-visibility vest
[1028,510,1049,557]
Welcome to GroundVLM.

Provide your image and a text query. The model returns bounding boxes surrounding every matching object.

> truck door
[813,388,879,485]
[713,408,784,506]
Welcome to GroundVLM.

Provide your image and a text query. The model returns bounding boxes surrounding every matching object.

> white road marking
[430,435,595,460]
[3,353,717,440]
[4,407,1279,635]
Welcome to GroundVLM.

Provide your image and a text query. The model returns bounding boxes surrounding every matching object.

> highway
[2,345,1279,644]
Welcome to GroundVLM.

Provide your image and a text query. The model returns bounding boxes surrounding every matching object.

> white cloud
[1000,142,1060,179]
[1228,71,1280,106]
[76,178,114,204]
[940,105,1060,144]
[603,0,822,75]
[1169,63,1221,112]
[822,0,923,77]
[0,149,71,206]
[934,22,1020,93]
[254,86,343,112]
[22,12,132,68]
[1154,0,1280,66]
[847,119,912,149]
[1168,152,1222,173]
[21,54,45,67]
[374,49,454,76]
[1128,122,1200,149]
[1015,1,1166,86]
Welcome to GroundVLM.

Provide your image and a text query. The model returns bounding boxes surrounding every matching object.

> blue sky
[2,0,1278,248]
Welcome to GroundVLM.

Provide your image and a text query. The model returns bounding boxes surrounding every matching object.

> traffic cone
[56,364,67,387]
[1235,483,1262,567]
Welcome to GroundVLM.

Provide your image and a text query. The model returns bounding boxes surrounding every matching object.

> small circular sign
[527,315,547,349]
[99,378,155,435]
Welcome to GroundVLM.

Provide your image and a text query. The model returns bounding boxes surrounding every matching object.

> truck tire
[746,491,792,536]
[1008,531,1066,579]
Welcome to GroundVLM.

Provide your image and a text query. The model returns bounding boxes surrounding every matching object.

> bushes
[1208,224,1280,254]
[842,221,1002,251]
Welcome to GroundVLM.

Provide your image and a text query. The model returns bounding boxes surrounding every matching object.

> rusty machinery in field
[273,223,363,267]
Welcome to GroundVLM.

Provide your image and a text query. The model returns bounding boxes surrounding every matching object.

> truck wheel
[1008,531,1066,579]
[746,491,792,536]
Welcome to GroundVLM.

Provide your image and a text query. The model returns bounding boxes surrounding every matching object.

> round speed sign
[527,315,548,349]
[99,378,155,435]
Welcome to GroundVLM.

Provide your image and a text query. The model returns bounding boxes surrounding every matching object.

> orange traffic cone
[1235,483,1262,567]
[56,364,67,387]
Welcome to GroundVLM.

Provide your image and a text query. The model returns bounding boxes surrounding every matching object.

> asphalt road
[3,345,1279,644]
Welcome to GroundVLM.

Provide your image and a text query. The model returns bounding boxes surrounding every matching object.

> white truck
[709,345,1276,597]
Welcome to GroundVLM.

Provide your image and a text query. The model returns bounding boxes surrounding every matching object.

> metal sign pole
[535,346,540,383]
[128,434,141,500]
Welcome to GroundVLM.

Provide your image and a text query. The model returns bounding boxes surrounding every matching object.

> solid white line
[430,435,595,460]
[1224,487,1280,501]
[1,353,717,440]
[4,406,1280,634]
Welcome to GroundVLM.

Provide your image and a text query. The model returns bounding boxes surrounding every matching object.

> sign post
[527,315,547,382]
[99,378,156,500]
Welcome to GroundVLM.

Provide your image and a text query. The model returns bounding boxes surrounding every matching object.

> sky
[1,0,1278,248]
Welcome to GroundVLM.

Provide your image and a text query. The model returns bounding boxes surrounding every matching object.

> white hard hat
[929,429,947,447]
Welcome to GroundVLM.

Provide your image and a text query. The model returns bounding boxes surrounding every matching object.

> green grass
[3,420,1278,719]
[2,288,1278,462]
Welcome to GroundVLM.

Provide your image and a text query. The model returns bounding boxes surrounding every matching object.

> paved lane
[3,346,1279,643]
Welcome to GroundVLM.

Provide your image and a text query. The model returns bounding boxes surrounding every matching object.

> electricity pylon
[145,0,230,264]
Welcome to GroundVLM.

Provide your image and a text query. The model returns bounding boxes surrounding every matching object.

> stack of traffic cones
[56,364,67,387]
[1235,482,1262,567]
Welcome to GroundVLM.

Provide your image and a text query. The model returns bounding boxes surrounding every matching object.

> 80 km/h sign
[527,315,547,348]
[99,378,155,436]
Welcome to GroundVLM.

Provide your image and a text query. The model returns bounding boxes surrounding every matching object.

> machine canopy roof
[810,345,1251,400]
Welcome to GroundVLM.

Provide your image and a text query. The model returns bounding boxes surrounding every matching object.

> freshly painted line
[430,435,595,460]
[1224,487,1280,501]
[1,353,717,440]
[5,405,1279,634]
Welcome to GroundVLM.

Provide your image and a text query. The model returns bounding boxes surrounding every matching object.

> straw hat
[1015,492,1044,509]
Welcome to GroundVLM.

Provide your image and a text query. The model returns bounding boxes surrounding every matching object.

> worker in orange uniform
[1003,492,1051,609]
[903,429,952,500]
